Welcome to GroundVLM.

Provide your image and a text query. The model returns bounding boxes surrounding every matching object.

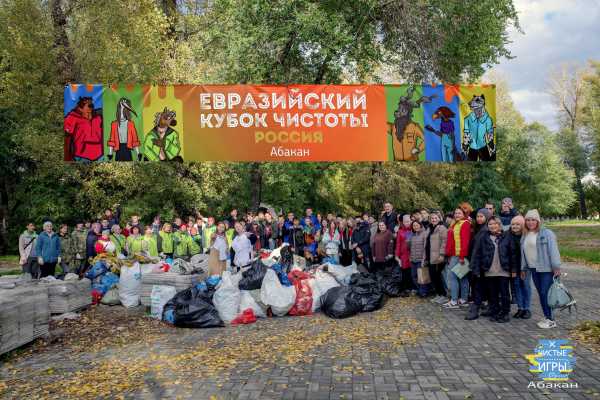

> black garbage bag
[163,287,224,328]
[279,245,294,272]
[320,286,362,319]
[238,259,268,290]
[348,272,385,312]
[376,267,403,297]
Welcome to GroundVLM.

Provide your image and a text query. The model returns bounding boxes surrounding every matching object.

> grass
[0,269,21,276]
[548,221,600,268]
[0,255,18,262]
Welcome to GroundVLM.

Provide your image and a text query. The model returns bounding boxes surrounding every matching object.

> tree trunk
[249,163,262,210]
[574,171,588,218]
[50,0,77,84]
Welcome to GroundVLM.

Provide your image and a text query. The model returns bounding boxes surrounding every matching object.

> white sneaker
[443,301,459,309]
[458,299,469,307]
[537,319,557,329]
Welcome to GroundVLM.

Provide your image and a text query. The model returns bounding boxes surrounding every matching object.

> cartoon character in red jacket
[107,97,141,161]
[64,97,103,162]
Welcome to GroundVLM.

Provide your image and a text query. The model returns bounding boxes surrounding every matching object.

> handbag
[417,266,431,285]
[548,276,577,312]
[451,259,470,279]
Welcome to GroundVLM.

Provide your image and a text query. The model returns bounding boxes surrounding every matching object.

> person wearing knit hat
[521,209,562,329]
[499,197,518,231]
[499,215,531,320]
[464,208,493,319]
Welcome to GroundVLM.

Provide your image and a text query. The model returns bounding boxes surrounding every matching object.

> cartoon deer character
[107,97,141,161]
[143,107,182,161]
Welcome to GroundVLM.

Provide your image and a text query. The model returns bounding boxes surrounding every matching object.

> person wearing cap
[173,224,191,260]
[500,215,531,319]
[35,221,61,278]
[521,209,561,329]
[19,222,39,278]
[499,198,518,232]
[71,222,88,274]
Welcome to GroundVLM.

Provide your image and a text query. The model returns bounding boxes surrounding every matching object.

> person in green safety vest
[173,224,191,260]
[158,223,174,258]
[143,108,182,161]
[203,217,217,254]
[189,226,203,256]
[110,224,127,257]
[225,220,235,249]
[141,225,159,257]
[126,226,144,257]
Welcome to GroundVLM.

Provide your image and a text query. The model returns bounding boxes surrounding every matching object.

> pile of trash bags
[157,244,411,328]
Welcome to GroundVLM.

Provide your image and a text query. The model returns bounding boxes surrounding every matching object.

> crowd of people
[18,197,563,329]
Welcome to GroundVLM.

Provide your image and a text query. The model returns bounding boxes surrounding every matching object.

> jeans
[410,261,419,290]
[513,270,532,311]
[488,276,510,317]
[531,270,554,320]
[448,256,469,302]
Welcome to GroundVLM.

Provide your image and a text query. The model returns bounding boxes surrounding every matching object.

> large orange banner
[64,84,496,162]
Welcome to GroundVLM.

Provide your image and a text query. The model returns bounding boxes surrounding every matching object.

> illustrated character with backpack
[143,107,182,161]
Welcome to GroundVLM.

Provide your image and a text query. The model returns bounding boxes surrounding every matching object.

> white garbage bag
[325,263,358,285]
[213,271,241,323]
[239,290,267,318]
[260,269,295,316]
[119,262,154,308]
[309,270,341,312]
[150,285,177,319]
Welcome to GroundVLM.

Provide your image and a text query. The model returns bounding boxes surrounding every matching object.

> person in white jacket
[231,221,253,270]
[322,220,341,264]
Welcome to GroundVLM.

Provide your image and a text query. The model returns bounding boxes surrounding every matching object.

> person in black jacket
[352,214,371,268]
[465,208,491,320]
[476,217,512,322]
[381,202,398,232]
[289,217,305,256]
[500,215,530,319]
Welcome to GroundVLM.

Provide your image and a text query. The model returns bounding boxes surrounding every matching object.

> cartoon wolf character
[143,107,182,161]
[107,97,142,161]
[463,94,495,161]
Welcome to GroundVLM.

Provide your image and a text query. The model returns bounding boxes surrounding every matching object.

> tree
[548,64,591,217]
[583,61,600,174]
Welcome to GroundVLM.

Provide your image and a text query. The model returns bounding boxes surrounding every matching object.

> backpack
[547,276,577,313]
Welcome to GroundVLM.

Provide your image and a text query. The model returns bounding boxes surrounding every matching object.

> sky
[493,0,600,131]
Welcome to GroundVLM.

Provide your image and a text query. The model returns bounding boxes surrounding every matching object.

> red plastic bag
[91,289,103,305]
[288,271,313,316]
[231,308,257,325]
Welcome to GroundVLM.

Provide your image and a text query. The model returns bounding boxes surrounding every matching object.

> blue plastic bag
[86,261,108,280]
[271,263,292,286]
[195,281,208,292]
[206,276,221,287]
[92,272,119,295]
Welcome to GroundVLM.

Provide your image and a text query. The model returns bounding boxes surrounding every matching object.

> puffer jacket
[408,229,428,263]
[425,223,447,265]
[499,230,521,274]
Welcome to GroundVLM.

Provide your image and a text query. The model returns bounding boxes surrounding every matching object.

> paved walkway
[1,262,599,399]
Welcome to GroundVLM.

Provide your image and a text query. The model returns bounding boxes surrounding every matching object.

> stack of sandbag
[0,284,50,355]
[141,271,206,306]
[41,277,91,314]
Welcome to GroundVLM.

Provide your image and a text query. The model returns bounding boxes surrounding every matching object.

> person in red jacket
[64,97,104,162]
[395,214,413,295]
[443,207,472,309]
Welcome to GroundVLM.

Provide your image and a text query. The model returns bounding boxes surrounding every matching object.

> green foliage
[584,61,600,173]
[0,0,576,255]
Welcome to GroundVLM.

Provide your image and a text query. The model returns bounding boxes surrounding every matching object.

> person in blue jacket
[35,221,61,278]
